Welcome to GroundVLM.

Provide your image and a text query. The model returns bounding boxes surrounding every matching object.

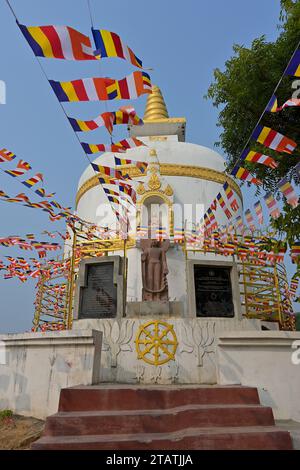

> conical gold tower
[144,85,169,121]
[129,84,186,142]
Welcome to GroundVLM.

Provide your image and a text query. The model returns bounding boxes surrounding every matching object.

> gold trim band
[76,163,243,207]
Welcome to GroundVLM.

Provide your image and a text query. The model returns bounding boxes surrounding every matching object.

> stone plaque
[194,265,234,317]
[79,262,117,319]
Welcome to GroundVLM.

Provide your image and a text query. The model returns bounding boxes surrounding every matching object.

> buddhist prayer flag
[114,157,148,173]
[251,125,297,154]
[0,148,16,163]
[231,166,262,185]
[81,137,144,155]
[49,71,151,102]
[91,163,128,180]
[291,242,300,263]
[210,199,217,211]
[207,208,218,231]
[5,160,31,177]
[15,193,30,203]
[277,98,300,111]
[22,173,43,188]
[240,148,278,170]
[216,193,232,219]
[18,23,96,60]
[265,95,278,113]
[35,188,55,198]
[236,215,245,233]
[254,201,264,225]
[290,277,299,298]
[173,228,185,242]
[0,190,9,198]
[68,111,114,133]
[119,184,137,203]
[222,182,239,211]
[284,49,300,77]
[92,29,142,68]
[68,106,143,133]
[278,177,299,208]
[264,192,280,219]
[245,209,256,231]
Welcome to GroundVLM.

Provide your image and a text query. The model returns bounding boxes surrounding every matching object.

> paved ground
[0,414,45,450]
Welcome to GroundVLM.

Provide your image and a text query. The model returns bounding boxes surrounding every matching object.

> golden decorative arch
[136,191,174,236]
[76,163,242,207]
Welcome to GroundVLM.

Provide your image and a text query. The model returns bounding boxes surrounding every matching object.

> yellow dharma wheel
[135,320,178,366]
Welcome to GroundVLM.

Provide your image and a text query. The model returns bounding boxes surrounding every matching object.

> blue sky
[0,0,291,333]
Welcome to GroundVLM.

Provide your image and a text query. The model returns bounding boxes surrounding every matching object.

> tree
[206,1,300,244]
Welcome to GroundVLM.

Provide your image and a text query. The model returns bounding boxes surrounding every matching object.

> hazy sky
[0,0,291,333]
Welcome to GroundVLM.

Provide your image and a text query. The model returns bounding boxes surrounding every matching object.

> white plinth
[0,329,102,419]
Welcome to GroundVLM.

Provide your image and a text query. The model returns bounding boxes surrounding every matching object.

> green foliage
[205,1,300,242]
[0,409,13,421]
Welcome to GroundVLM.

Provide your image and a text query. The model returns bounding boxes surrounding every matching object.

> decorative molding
[76,163,243,207]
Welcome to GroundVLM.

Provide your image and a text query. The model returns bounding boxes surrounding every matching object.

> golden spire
[143,85,169,120]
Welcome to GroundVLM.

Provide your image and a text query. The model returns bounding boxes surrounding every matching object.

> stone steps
[44,404,275,436]
[58,384,261,411]
[33,426,292,450]
[32,385,293,450]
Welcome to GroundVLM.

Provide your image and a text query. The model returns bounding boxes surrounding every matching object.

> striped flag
[216,193,232,219]
[35,188,55,198]
[252,125,297,154]
[264,192,280,219]
[254,201,264,225]
[240,148,278,169]
[277,98,300,111]
[285,49,300,77]
[231,166,262,185]
[92,29,142,68]
[291,242,300,263]
[49,71,152,102]
[18,23,96,60]
[265,95,278,112]
[68,106,143,133]
[22,173,43,188]
[245,209,256,231]
[223,182,239,211]
[278,177,299,208]
[91,163,128,180]
[115,157,148,173]
[5,160,31,177]
[82,137,145,155]
[207,208,218,230]
[236,215,245,233]
[0,148,16,163]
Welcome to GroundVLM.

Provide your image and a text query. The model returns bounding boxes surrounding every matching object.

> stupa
[73,86,261,384]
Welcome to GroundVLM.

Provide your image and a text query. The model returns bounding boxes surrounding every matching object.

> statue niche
[140,239,170,301]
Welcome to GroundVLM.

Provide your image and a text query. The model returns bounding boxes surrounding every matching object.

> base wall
[217,331,300,421]
[73,317,260,385]
[0,330,102,419]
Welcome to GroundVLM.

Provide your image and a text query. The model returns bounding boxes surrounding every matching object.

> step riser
[32,431,293,450]
[45,407,275,436]
[58,388,260,412]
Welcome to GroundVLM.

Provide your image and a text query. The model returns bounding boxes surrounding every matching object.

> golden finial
[144,85,169,120]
